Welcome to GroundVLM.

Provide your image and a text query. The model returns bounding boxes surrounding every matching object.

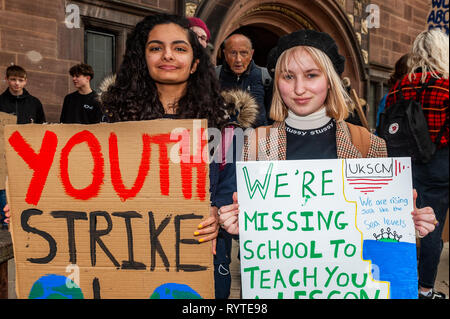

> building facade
[0,0,446,126]
[0,0,184,122]
[192,0,443,130]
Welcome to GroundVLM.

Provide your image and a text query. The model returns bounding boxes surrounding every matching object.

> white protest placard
[237,158,417,299]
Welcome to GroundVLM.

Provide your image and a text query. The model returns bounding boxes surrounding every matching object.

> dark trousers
[214,229,232,299]
[0,190,6,226]
[413,147,449,289]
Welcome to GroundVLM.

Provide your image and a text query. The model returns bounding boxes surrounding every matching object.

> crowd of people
[0,13,448,299]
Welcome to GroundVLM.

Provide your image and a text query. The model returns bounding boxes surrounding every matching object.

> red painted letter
[109,133,151,201]
[8,130,58,205]
[180,128,207,201]
[60,131,104,200]
[149,133,174,196]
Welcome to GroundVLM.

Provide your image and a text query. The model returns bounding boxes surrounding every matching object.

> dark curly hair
[69,63,94,79]
[101,14,229,128]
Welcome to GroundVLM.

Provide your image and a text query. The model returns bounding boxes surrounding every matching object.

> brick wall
[0,0,69,122]
[337,0,432,70]
[130,0,179,12]
[0,0,180,123]
[369,0,431,68]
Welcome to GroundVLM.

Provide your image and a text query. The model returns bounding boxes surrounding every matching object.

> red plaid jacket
[385,72,449,148]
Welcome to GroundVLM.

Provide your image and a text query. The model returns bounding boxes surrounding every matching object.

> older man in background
[216,33,270,127]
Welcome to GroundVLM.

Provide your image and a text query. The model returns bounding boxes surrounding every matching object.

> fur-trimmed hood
[97,75,260,129]
[97,74,116,100]
[220,89,259,129]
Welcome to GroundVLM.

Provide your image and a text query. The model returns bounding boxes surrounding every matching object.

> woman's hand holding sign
[4,188,437,242]
[217,190,438,239]
[3,204,9,225]
[194,206,220,255]
[218,192,240,236]
[412,189,438,238]
[5,203,221,254]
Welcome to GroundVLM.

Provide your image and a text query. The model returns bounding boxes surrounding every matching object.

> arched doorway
[198,0,367,93]
[215,25,279,68]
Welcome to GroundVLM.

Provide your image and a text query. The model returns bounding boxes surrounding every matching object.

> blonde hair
[408,28,449,83]
[270,46,354,122]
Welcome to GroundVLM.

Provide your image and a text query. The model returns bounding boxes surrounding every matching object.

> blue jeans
[0,189,7,226]
[413,147,449,289]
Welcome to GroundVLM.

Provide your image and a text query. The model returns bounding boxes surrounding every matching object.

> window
[85,30,116,91]
[368,79,389,131]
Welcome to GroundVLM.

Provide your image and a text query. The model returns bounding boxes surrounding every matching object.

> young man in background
[0,65,46,124]
[60,63,103,124]
[0,65,46,227]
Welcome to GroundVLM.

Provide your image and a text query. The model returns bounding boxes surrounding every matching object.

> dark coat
[0,88,45,124]
[218,60,268,127]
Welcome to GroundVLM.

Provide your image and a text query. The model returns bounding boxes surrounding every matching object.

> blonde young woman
[218,30,438,245]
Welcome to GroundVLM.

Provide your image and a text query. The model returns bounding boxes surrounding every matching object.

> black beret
[272,29,345,76]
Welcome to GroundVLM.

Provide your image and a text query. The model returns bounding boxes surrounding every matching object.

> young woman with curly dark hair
[101,14,228,128]
[101,14,226,245]
[98,13,260,299]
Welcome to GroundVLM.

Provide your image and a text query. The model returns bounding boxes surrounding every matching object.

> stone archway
[214,25,279,68]
[197,0,367,93]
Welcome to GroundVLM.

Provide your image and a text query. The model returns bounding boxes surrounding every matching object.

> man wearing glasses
[188,17,210,49]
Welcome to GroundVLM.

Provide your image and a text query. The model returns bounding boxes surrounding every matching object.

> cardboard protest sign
[0,112,17,189]
[237,158,417,299]
[4,119,214,299]
[426,0,449,35]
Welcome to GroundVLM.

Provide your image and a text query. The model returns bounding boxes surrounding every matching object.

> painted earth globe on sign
[28,274,84,299]
[150,283,202,299]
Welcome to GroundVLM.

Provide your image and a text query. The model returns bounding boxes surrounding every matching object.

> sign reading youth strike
[4,120,214,299]
[236,158,418,299]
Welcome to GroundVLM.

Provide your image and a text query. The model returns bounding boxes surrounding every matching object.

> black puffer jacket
[0,88,46,124]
